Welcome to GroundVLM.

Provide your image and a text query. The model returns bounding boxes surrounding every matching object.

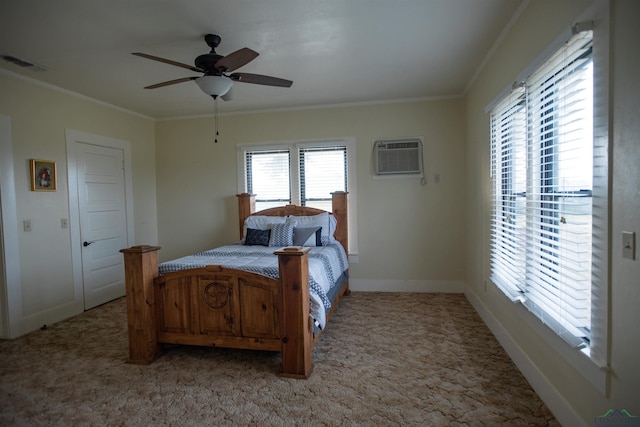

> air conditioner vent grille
[373,138,423,177]
[0,54,47,72]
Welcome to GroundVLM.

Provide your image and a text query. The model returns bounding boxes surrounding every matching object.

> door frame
[0,114,22,338]
[66,129,134,309]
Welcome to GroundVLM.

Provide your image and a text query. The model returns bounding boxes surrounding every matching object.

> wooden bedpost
[275,246,313,379]
[331,191,348,254]
[120,245,162,364]
[237,193,256,239]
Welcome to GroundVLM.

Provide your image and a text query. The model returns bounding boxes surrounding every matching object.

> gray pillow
[293,226,322,247]
[244,228,271,246]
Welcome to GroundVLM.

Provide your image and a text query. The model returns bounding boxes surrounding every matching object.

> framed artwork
[30,159,57,191]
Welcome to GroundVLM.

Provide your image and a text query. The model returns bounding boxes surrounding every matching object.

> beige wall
[2,0,638,421]
[0,72,158,335]
[156,100,467,287]
[464,0,640,423]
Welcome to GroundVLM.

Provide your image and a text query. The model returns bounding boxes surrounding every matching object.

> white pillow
[242,216,286,242]
[286,212,337,245]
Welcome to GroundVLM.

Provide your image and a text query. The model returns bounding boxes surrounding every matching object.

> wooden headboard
[236,192,348,255]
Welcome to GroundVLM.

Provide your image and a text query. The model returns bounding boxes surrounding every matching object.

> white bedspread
[158,242,348,329]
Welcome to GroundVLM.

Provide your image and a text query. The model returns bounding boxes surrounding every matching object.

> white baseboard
[349,279,465,293]
[464,286,585,427]
[20,300,84,336]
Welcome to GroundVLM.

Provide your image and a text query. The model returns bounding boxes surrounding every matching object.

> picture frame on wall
[30,159,57,191]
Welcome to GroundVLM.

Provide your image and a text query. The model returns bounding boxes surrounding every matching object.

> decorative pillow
[286,212,337,245]
[244,228,271,246]
[242,215,286,242]
[293,226,322,247]
[269,222,295,247]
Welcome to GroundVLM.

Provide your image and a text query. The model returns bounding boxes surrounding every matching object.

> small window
[245,149,290,210]
[299,145,347,211]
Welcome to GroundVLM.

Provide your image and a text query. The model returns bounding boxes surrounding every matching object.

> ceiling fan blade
[214,48,259,72]
[229,72,293,87]
[132,52,203,73]
[144,76,197,89]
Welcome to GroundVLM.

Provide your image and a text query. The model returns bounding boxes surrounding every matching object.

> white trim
[0,114,23,338]
[65,130,135,310]
[465,286,585,427]
[19,300,83,335]
[158,95,463,122]
[466,0,530,95]
[349,279,465,293]
[237,137,359,257]
[0,68,154,121]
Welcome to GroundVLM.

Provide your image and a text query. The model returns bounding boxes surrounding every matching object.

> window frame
[237,137,358,258]
[485,1,610,395]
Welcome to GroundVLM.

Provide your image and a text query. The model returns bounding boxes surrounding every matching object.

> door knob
[83,241,95,247]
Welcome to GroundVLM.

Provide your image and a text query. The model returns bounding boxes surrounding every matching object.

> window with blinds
[299,146,347,211]
[243,142,348,212]
[490,29,596,349]
[245,149,291,210]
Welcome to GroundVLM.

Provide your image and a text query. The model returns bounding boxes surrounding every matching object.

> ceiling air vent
[0,54,47,72]
[373,138,423,177]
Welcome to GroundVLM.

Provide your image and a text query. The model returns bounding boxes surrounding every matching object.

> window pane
[490,88,527,300]
[526,32,593,342]
[300,146,347,208]
[246,150,290,211]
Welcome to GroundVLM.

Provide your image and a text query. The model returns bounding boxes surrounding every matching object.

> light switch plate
[622,231,636,260]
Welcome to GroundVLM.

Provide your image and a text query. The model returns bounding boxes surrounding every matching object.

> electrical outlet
[61,218,68,229]
[434,173,441,184]
[23,220,31,232]
[622,231,636,260]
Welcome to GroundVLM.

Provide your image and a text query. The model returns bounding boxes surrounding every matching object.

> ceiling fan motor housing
[195,53,224,73]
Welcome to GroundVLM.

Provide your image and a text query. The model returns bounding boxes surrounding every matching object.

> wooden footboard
[121,191,349,378]
[121,245,339,378]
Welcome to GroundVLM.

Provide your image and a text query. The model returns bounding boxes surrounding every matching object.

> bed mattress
[158,242,349,329]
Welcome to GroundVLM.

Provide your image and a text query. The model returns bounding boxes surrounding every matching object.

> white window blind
[490,29,595,349]
[299,145,347,211]
[245,149,290,210]
[525,30,593,346]
[490,86,527,302]
[243,142,349,212]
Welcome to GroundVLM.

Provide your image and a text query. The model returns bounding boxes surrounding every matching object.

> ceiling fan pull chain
[214,97,219,143]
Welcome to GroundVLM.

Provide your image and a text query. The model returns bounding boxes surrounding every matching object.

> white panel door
[77,143,128,309]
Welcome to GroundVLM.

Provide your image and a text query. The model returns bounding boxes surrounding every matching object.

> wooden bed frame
[120,191,349,378]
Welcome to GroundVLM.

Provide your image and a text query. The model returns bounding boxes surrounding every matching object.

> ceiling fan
[132,34,293,100]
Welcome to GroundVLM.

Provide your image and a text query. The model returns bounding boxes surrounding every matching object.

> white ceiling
[0,0,523,119]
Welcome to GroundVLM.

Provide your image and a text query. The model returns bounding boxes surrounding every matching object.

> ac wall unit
[373,138,423,176]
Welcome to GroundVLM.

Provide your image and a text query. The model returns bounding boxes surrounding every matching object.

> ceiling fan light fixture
[195,75,233,98]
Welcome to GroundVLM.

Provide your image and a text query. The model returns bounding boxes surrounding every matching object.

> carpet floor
[0,292,559,426]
